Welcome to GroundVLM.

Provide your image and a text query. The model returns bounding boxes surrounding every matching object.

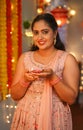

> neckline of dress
[30,50,61,68]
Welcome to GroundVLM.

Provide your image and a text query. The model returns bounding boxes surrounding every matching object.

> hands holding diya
[24,68,54,82]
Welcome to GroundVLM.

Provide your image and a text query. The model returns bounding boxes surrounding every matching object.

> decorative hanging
[37,0,51,14]
[44,1,76,27]
[0,0,22,100]
[0,0,8,100]
[6,0,12,91]
[17,0,22,57]
[36,0,44,13]
[51,6,68,27]
[11,0,20,79]
[37,0,44,8]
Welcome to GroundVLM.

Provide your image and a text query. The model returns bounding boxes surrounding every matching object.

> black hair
[30,13,65,51]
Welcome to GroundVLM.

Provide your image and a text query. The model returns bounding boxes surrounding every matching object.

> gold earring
[54,38,56,45]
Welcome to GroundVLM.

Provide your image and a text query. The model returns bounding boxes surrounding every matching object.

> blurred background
[0,0,83,129]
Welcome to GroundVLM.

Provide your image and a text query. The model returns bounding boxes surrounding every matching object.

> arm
[50,54,80,105]
[10,53,39,101]
[10,53,29,100]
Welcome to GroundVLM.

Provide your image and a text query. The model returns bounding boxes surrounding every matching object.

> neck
[37,48,57,57]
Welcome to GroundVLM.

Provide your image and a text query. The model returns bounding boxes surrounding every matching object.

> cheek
[48,35,54,42]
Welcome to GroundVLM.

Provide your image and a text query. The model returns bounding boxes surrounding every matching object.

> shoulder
[64,52,79,70]
[58,50,78,67]
[57,50,68,61]
[65,53,78,64]
[58,50,68,56]
[18,51,32,60]
[59,50,77,62]
[16,51,31,65]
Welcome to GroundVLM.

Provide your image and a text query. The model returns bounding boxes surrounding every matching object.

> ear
[54,30,57,39]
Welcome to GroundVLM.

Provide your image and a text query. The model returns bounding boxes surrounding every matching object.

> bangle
[50,77,61,86]
[20,79,31,88]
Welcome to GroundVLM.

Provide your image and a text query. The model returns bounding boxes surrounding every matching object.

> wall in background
[22,0,37,52]
[67,0,83,62]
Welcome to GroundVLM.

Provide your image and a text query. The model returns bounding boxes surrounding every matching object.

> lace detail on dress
[10,50,72,130]
[24,51,68,79]
[24,52,33,71]
[23,51,61,71]
[53,51,68,78]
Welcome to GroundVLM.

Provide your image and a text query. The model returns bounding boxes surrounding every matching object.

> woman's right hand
[24,70,39,82]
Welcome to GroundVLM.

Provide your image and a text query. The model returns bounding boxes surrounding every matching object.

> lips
[38,39,46,45]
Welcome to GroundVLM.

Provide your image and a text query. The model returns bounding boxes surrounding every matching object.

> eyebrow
[41,29,49,31]
[33,29,49,31]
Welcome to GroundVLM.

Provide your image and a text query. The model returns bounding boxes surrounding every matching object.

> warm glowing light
[8,94,11,97]
[81,70,83,74]
[81,76,83,80]
[11,58,15,63]
[6,84,9,87]
[6,94,11,98]
[15,106,17,108]
[45,0,51,3]
[10,105,13,108]
[37,8,43,14]
[81,81,83,85]
[6,105,9,108]
[11,26,14,31]
[10,31,12,34]
[6,116,9,119]
[24,29,33,37]
[80,86,83,91]
[69,9,76,16]
[57,20,62,26]
[69,52,76,58]
[82,36,83,40]
[11,4,14,10]
[7,120,10,123]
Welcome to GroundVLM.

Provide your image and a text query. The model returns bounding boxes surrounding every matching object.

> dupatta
[38,80,52,130]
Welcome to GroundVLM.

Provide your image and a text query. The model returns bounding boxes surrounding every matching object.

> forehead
[33,20,50,30]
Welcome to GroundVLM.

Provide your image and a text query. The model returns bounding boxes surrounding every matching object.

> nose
[38,33,43,39]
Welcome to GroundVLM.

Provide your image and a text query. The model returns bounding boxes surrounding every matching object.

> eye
[32,30,39,35]
[42,29,49,34]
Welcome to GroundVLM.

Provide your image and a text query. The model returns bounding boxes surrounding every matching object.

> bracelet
[20,79,31,88]
[50,77,61,86]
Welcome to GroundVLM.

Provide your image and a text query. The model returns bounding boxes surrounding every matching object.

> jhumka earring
[54,38,56,45]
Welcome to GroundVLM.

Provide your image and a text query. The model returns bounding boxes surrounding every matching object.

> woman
[10,13,80,130]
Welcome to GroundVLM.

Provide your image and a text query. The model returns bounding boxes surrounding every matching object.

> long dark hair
[30,13,65,51]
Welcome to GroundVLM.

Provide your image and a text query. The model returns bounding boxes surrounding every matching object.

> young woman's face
[32,20,56,50]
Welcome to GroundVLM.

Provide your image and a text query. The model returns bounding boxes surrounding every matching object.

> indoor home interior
[0,0,83,130]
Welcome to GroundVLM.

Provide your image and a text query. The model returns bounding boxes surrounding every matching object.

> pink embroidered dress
[10,50,72,130]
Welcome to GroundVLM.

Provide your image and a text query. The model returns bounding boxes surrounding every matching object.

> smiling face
[32,20,57,50]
